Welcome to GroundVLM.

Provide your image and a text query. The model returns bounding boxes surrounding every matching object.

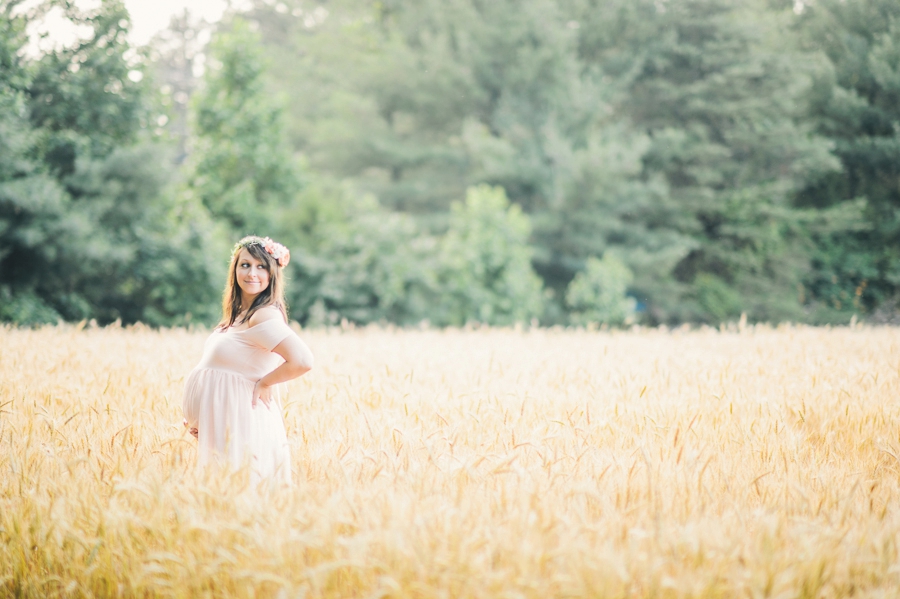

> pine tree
[798,0,900,320]
[590,0,838,322]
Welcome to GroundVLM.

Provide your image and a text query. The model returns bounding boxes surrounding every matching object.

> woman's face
[235,248,271,303]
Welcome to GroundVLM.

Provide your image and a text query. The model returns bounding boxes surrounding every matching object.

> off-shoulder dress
[182,318,294,484]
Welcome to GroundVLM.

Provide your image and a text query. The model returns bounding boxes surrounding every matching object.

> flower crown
[237,236,291,267]
[261,237,290,267]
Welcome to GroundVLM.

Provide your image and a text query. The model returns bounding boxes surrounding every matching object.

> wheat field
[1,323,900,598]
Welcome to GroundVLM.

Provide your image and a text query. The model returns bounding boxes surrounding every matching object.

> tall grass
[1,323,899,597]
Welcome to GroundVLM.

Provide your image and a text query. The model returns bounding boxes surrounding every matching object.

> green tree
[0,1,67,323]
[248,0,670,321]
[285,186,440,326]
[797,0,900,320]
[246,0,480,215]
[0,0,221,325]
[566,254,636,326]
[61,143,223,325]
[229,0,881,326]
[581,0,838,323]
[187,16,301,235]
[436,185,544,326]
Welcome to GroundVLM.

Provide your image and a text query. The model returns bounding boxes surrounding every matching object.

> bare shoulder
[248,305,287,327]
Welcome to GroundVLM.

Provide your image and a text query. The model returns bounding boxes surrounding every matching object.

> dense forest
[2,0,899,327]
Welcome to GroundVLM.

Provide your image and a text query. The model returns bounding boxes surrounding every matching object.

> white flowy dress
[182,319,294,484]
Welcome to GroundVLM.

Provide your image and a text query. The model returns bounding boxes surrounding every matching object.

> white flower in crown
[262,237,290,267]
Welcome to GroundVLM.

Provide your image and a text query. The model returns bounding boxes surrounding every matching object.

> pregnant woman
[182,236,314,484]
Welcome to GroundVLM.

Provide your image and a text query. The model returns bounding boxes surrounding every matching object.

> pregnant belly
[182,368,255,428]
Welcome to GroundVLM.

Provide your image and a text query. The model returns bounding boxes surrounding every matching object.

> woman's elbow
[295,352,314,375]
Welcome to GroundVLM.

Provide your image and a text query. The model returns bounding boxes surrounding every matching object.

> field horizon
[2,323,899,597]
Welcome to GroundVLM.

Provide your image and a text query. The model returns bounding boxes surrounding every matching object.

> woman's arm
[250,307,314,409]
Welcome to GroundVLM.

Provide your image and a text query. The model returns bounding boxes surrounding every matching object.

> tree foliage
[5,0,900,327]
[566,254,636,327]
[242,0,852,325]
[797,0,900,320]
[286,185,440,326]
[0,0,219,326]
[436,185,544,326]
[186,17,301,236]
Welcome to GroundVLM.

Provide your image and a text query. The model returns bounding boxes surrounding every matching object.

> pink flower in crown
[261,237,290,267]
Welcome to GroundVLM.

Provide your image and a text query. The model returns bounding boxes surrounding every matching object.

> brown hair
[218,236,288,330]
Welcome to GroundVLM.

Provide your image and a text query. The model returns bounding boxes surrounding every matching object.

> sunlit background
[2,0,899,329]
[5,3,900,597]
[25,0,230,48]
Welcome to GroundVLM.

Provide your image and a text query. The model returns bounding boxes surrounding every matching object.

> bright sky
[123,0,232,45]
[22,0,238,54]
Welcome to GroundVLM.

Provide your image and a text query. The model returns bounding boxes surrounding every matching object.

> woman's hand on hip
[252,379,272,410]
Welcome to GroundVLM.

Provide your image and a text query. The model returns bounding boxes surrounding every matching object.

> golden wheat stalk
[1,323,898,597]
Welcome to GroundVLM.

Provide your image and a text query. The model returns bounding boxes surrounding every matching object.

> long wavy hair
[218,236,288,330]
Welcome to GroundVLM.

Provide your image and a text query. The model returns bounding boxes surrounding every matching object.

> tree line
[2,0,898,327]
